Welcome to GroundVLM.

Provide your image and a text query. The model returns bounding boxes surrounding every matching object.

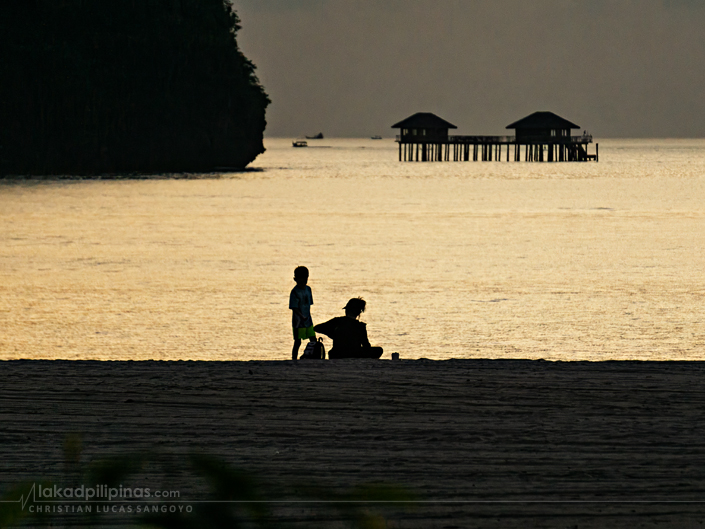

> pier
[393,111,598,162]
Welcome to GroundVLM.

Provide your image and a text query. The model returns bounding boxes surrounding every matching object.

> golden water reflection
[1,139,704,360]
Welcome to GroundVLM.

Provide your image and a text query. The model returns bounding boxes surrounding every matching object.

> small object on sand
[392,352,400,361]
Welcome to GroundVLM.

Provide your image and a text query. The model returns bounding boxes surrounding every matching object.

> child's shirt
[289,285,314,328]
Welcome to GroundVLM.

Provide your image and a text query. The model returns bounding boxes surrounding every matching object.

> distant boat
[370,135,383,140]
[305,133,324,139]
[292,140,308,147]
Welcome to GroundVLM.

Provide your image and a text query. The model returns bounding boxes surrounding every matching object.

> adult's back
[315,317,381,359]
[314,297,383,359]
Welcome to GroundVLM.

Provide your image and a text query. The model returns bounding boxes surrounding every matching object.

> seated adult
[314,298,383,359]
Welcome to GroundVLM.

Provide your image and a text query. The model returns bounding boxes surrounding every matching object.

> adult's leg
[361,346,383,359]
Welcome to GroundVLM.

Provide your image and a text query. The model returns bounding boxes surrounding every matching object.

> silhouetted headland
[0,1,269,177]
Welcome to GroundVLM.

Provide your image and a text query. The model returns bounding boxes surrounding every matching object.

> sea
[1,138,703,361]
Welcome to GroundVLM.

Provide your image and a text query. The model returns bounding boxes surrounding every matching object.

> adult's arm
[360,322,371,348]
[314,318,337,338]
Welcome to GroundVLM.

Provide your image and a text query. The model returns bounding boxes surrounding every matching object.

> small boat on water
[306,132,324,139]
[292,140,308,147]
[370,135,383,140]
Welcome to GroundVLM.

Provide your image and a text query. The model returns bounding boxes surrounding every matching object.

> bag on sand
[300,338,325,360]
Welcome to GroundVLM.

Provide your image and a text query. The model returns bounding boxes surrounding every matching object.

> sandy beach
[2,359,705,527]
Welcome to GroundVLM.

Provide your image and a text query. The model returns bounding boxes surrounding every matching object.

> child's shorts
[293,326,316,340]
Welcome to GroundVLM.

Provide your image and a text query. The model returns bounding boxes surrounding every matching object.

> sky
[232,0,705,138]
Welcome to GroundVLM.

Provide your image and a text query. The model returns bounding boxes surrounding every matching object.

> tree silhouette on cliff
[0,0,269,176]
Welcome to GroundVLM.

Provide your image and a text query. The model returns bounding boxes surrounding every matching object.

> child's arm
[291,308,306,329]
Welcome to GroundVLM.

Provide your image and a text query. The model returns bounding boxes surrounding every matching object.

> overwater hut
[506,111,595,162]
[392,113,457,142]
[391,113,456,162]
[392,110,597,162]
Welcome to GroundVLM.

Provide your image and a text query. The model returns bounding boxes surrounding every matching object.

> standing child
[290,266,315,360]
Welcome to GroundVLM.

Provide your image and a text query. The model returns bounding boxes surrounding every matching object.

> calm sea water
[1,138,704,361]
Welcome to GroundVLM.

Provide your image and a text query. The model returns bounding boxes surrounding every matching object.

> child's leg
[292,338,301,360]
[306,326,317,343]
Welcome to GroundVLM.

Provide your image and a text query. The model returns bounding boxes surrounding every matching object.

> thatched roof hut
[392,112,457,142]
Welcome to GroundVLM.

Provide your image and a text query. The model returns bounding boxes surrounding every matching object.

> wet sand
[2,359,705,527]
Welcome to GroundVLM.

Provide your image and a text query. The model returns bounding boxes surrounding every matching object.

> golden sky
[233,0,705,138]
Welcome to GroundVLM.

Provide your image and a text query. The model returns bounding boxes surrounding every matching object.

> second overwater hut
[506,111,595,162]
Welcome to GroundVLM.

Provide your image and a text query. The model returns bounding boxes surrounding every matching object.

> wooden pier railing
[395,134,593,144]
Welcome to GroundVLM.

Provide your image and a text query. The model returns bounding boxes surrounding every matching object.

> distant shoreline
[0,169,264,181]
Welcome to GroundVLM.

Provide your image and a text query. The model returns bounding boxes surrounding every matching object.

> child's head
[344,297,366,319]
[293,266,309,285]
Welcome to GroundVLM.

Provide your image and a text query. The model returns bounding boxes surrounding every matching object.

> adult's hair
[344,297,366,317]
[294,266,309,280]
